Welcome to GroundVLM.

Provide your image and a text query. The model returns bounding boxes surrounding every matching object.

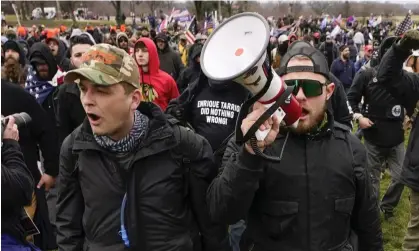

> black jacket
[56,102,229,251]
[156,34,185,80]
[348,67,405,147]
[319,42,339,68]
[376,44,419,192]
[328,73,353,129]
[207,112,383,251]
[1,81,59,181]
[56,83,85,146]
[1,139,34,242]
[176,45,202,94]
[56,40,72,72]
[167,74,251,167]
[28,42,60,127]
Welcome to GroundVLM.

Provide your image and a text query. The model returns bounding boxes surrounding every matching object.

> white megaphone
[201,12,302,141]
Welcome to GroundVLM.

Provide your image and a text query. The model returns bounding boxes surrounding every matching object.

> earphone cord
[119,193,130,247]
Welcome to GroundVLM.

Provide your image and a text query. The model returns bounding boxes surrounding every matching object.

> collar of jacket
[72,102,178,160]
[63,82,80,96]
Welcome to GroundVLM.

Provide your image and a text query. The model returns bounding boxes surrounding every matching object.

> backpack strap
[167,116,194,196]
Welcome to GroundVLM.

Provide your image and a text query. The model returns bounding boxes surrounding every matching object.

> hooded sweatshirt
[135,37,179,111]
[26,42,64,125]
[176,44,202,93]
[155,33,185,80]
[116,32,132,54]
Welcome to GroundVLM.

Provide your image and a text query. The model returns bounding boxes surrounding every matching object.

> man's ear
[326,82,335,100]
[131,89,142,110]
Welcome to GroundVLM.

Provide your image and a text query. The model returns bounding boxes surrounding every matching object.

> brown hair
[120,82,137,95]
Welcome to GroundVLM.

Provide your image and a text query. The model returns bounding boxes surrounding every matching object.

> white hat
[278,34,289,44]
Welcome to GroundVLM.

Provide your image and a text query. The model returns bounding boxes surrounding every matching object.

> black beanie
[3,40,25,67]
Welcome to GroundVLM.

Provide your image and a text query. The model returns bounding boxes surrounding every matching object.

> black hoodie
[167,73,251,160]
[28,42,59,127]
[56,40,72,72]
[155,33,185,80]
[176,44,202,93]
[29,42,58,81]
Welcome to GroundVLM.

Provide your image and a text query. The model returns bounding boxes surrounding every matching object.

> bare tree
[111,0,122,25]
[16,1,28,21]
[61,1,78,24]
[343,0,350,18]
[55,0,62,20]
[145,1,163,16]
[39,1,46,18]
[237,1,249,13]
[194,1,205,20]
[289,2,303,17]
[308,1,333,16]
[224,0,234,17]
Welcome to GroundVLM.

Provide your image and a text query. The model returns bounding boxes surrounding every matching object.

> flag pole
[11,3,21,27]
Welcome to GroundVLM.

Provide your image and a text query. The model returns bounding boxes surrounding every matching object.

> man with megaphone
[205,15,383,249]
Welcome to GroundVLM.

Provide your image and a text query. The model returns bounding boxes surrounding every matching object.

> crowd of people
[1,10,419,251]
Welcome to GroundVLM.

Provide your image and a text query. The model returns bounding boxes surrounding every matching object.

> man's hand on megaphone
[242,102,280,155]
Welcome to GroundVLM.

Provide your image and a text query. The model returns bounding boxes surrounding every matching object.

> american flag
[185,16,197,44]
[24,66,64,104]
[204,14,214,30]
[395,12,413,36]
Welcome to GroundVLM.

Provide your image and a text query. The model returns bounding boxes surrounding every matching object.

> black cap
[277,41,330,80]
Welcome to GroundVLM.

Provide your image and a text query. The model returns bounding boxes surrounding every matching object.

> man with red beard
[133,37,179,111]
[207,42,383,251]
[1,40,27,87]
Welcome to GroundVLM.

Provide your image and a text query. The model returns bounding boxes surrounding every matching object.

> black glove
[398,29,419,51]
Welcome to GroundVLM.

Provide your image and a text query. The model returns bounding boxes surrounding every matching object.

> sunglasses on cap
[285,79,328,97]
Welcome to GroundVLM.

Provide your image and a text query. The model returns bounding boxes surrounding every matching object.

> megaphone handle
[255,107,285,141]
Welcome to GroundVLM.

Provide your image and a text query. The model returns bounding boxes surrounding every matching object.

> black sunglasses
[285,79,328,97]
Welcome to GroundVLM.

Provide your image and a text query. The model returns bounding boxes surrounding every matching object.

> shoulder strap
[334,121,351,132]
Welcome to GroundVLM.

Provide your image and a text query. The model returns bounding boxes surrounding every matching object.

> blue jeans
[229,220,246,251]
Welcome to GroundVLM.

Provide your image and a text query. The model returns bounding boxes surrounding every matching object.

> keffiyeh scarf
[94,110,149,153]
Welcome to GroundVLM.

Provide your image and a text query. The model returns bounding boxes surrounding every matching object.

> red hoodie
[134,37,179,111]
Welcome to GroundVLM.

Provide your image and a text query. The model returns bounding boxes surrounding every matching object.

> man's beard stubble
[291,98,327,135]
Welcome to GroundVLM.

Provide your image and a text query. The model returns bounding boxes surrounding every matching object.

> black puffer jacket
[376,43,419,192]
[56,102,229,251]
[207,111,383,251]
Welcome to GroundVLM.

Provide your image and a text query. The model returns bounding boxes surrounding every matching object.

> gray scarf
[94,110,149,153]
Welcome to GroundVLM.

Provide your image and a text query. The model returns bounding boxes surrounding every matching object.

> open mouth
[301,108,309,118]
[87,112,101,123]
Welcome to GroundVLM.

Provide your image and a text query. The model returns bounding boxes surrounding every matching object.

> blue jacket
[1,234,41,251]
[331,58,355,88]
[355,57,369,73]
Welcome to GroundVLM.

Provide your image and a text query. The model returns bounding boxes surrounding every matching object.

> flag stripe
[186,31,195,44]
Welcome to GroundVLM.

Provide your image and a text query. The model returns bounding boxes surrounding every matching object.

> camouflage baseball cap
[64,43,140,88]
